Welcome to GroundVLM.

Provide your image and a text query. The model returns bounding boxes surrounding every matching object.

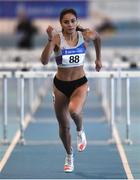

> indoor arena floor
[0,78,140,179]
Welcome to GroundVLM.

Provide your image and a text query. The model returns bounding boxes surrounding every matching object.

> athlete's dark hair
[59,8,77,22]
[59,8,85,32]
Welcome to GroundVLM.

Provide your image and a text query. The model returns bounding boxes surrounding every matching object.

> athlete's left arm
[85,29,102,72]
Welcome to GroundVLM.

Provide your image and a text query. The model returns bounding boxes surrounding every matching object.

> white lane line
[31,116,106,124]
[0,82,48,172]
[113,126,134,180]
[25,140,110,146]
[103,100,134,179]
[0,114,31,172]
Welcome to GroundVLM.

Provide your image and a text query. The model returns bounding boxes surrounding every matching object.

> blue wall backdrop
[0,0,88,19]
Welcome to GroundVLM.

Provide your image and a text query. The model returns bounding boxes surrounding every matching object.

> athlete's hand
[46,26,54,40]
[95,59,102,72]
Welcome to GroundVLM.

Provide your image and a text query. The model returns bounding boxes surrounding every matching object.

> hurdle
[10,70,140,144]
[1,63,140,144]
[0,72,12,144]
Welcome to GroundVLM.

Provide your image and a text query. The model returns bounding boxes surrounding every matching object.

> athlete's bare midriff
[56,66,85,81]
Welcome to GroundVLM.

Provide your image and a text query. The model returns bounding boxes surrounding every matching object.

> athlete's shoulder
[82,28,99,41]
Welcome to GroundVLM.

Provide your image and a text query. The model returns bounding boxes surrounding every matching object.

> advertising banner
[0,0,88,18]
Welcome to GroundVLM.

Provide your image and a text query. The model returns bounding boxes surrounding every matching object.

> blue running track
[0,78,140,179]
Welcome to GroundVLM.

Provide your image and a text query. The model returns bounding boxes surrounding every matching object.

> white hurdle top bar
[14,70,140,79]
[0,72,12,78]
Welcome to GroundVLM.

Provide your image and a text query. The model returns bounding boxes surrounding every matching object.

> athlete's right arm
[41,26,55,65]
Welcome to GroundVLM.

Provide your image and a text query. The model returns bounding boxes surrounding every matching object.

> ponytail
[76,26,86,32]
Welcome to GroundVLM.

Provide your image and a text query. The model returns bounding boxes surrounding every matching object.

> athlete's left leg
[68,83,88,131]
[68,83,88,151]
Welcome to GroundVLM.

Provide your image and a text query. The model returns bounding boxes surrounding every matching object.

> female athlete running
[41,8,102,173]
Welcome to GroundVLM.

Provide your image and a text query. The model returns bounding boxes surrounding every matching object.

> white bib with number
[55,32,86,68]
[61,44,86,67]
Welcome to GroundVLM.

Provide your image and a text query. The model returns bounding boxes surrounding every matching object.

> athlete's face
[60,13,77,33]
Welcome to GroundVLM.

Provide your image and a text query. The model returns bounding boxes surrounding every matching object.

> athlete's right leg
[53,86,72,155]
[53,86,74,172]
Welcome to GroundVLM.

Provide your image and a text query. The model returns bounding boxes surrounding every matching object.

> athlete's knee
[69,105,81,119]
[70,111,81,121]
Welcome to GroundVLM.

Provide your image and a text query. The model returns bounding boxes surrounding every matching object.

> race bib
[61,44,86,66]
[62,53,85,65]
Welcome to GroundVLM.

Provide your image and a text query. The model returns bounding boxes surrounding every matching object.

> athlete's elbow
[40,57,49,65]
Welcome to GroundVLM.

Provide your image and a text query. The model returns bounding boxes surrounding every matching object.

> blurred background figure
[90,8,117,37]
[15,6,38,49]
[96,17,117,35]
